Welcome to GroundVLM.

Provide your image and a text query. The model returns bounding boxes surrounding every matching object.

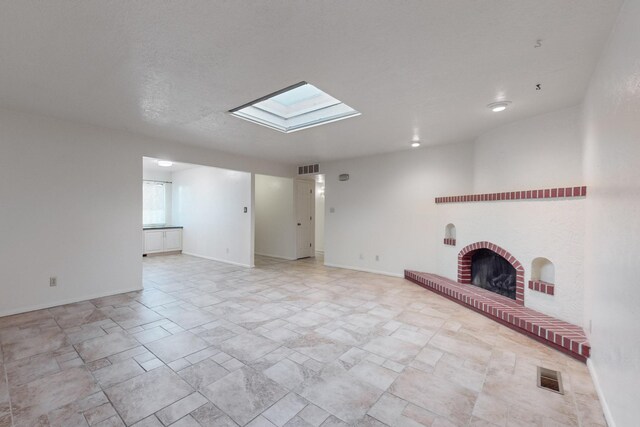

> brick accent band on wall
[529,280,555,295]
[435,186,587,204]
[458,241,525,306]
[444,238,456,246]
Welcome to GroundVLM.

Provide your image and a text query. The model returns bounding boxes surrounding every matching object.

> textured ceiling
[0,1,622,164]
[142,157,199,174]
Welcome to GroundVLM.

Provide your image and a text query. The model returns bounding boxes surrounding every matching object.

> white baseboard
[323,262,404,278]
[183,252,254,268]
[254,252,297,261]
[0,286,143,318]
[587,359,616,427]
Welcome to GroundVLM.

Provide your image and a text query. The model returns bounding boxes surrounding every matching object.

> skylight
[229,82,360,133]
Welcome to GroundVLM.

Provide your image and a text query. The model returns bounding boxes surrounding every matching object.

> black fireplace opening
[471,249,516,299]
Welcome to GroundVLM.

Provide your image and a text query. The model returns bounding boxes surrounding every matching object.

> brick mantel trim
[458,241,525,305]
[435,186,587,204]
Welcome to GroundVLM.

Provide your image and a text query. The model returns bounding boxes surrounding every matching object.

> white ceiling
[0,1,622,165]
[143,157,199,174]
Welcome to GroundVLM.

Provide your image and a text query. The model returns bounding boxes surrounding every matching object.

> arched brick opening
[458,241,525,305]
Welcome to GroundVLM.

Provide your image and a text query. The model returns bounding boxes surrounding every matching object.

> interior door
[296,180,314,259]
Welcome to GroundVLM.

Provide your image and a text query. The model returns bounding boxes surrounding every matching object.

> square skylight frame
[229,81,360,133]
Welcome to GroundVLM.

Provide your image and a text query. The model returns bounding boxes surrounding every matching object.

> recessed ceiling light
[411,141,421,148]
[488,101,511,112]
[157,160,173,167]
[229,81,360,133]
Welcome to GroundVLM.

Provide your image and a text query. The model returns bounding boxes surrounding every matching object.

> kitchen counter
[143,225,184,230]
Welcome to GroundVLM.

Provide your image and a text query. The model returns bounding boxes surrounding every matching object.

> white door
[144,230,164,254]
[295,180,314,259]
[164,229,183,251]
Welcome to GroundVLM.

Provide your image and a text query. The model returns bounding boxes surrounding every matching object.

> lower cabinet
[164,229,183,251]
[144,228,182,255]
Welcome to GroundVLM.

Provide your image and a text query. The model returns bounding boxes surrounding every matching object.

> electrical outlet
[226,248,230,254]
[359,253,364,260]
[375,255,379,261]
[329,207,335,213]
[49,276,57,287]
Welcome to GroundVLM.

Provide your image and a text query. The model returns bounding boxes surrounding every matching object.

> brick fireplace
[404,186,591,360]
[458,241,525,305]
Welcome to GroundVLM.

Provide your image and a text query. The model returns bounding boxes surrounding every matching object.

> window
[143,181,166,225]
[229,81,360,133]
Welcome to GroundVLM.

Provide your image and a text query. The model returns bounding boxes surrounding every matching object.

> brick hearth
[404,270,590,361]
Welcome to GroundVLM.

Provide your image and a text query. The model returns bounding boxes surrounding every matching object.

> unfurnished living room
[0,1,638,426]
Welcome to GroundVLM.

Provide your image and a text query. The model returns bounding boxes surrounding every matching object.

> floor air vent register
[537,367,564,394]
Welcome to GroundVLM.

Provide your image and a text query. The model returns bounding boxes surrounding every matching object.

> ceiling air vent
[298,164,319,175]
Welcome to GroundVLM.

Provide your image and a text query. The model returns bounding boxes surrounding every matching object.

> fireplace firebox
[471,249,516,299]
[458,241,525,304]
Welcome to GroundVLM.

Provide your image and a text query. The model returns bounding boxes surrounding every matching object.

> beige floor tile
[104,366,193,425]
[11,367,100,425]
[218,333,281,362]
[145,331,208,363]
[0,254,607,427]
[390,367,477,425]
[177,358,229,390]
[297,367,383,423]
[75,331,139,362]
[202,367,287,425]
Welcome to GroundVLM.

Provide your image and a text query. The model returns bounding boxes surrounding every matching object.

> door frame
[294,179,315,259]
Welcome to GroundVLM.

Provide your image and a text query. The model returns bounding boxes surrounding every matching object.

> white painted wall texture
[324,107,586,325]
[435,200,585,325]
[0,108,290,316]
[581,1,640,424]
[473,107,583,192]
[438,106,586,325]
[323,142,474,276]
[172,166,254,267]
[254,174,296,260]
[315,180,325,253]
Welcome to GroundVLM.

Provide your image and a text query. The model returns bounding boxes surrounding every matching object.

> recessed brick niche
[458,241,525,305]
[529,280,555,295]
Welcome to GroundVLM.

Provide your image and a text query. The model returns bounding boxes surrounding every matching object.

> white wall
[581,1,640,425]
[437,107,586,324]
[254,174,296,260]
[143,169,172,182]
[172,166,254,267]
[323,107,586,324]
[323,142,474,276]
[315,179,325,253]
[435,199,585,324]
[474,107,583,192]
[0,108,291,316]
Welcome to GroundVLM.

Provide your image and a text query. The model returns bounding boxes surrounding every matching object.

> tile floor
[0,254,606,427]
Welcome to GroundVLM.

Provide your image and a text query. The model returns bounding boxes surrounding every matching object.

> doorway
[295,179,315,259]
[314,175,325,258]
